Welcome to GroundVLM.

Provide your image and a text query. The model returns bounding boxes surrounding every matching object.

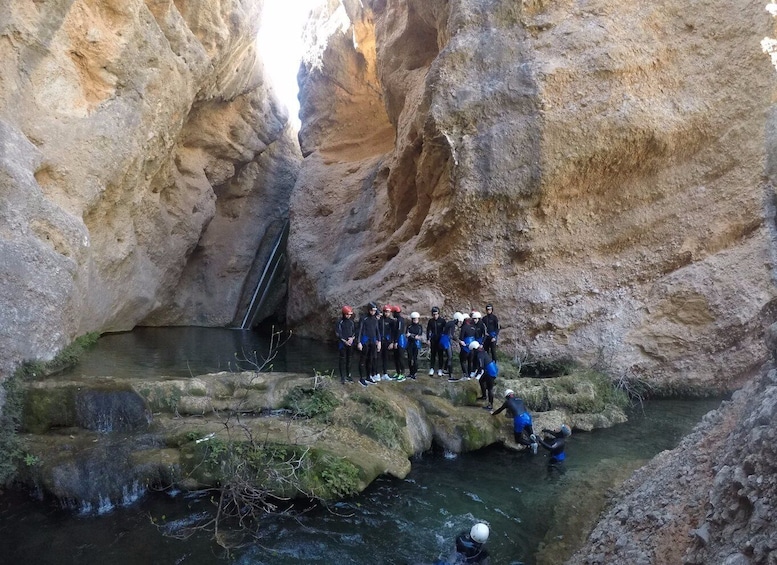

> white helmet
[472,311,482,319]
[504,389,514,398]
[453,312,465,323]
[560,424,572,437]
[470,523,489,544]
[410,312,420,320]
[469,341,480,349]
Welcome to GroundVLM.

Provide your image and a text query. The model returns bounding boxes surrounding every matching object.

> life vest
[440,334,451,349]
[486,360,498,377]
[514,411,533,433]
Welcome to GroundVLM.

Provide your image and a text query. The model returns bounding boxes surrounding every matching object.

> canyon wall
[289,0,777,392]
[568,347,777,565]
[0,0,300,378]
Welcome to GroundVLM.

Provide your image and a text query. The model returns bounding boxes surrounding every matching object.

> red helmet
[382,304,392,312]
[342,305,353,315]
[392,305,401,313]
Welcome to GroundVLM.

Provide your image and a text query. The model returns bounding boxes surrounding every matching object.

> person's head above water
[470,523,489,544]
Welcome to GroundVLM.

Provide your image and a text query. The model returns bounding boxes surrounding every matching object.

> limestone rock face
[289,0,777,392]
[567,364,777,565]
[0,0,301,377]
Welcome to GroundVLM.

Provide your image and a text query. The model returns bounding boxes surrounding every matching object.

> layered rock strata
[289,0,777,393]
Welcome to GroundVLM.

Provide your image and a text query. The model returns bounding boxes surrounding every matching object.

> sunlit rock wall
[0,0,300,377]
[289,0,777,392]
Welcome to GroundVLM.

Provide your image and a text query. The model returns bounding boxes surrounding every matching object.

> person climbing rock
[335,305,356,384]
[426,306,446,376]
[537,424,571,478]
[491,389,537,453]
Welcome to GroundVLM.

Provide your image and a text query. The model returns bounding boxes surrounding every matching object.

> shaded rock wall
[289,0,777,392]
[0,0,300,378]
[567,362,777,565]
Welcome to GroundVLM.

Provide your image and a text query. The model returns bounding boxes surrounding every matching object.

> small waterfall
[47,441,143,512]
[404,405,434,455]
[25,388,169,514]
[75,389,151,432]
[240,219,289,329]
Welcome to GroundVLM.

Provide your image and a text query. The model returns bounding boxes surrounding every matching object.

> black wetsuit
[538,429,567,467]
[492,396,534,446]
[427,314,446,373]
[358,314,382,381]
[378,314,396,376]
[473,349,494,406]
[442,319,459,375]
[393,313,407,376]
[335,315,356,382]
[471,319,487,345]
[458,320,477,375]
[483,312,499,360]
[406,321,424,377]
[453,531,491,564]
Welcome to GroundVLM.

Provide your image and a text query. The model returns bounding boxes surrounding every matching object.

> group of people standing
[335,302,571,564]
[334,303,500,391]
[334,301,571,473]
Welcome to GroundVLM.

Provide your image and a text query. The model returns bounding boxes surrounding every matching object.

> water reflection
[71,327,331,378]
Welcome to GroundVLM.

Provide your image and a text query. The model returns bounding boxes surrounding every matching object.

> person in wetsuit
[426,307,446,376]
[406,312,424,379]
[357,303,382,386]
[470,341,497,409]
[458,315,477,378]
[482,304,499,361]
[392,305,407,380]
[335,305,356,384]
[378,305,397,380]
[537,424,571,478]
[470,311,487,347]
[451,523,491,564]
[443,312,464,379]
[491,389,538,453]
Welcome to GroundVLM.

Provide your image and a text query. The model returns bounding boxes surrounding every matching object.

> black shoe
[359,379,369,387]
[482,404,493,410]
[341,380,346,385]
[448,377,460,382]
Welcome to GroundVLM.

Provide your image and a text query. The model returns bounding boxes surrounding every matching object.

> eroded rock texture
[567,362,777,565]
[289,0,777,393]
[0,0,300,376]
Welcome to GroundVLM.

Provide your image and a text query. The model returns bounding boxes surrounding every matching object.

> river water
[0,328,724,565]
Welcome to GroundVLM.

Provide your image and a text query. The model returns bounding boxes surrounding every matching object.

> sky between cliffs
[258,0,323,130]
